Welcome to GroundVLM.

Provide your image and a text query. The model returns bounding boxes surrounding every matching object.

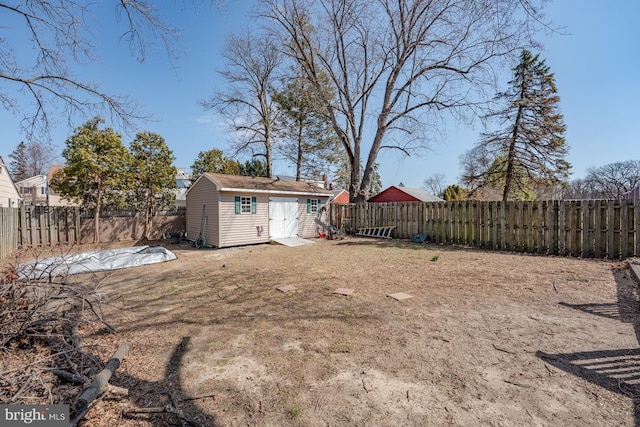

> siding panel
[219,193,269,247]
[186,178,220,247]
[298,198,329,238]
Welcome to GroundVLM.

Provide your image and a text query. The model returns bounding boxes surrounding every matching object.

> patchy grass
[7,238,638,426]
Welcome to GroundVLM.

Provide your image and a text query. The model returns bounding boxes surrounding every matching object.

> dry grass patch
[3,238,639,426]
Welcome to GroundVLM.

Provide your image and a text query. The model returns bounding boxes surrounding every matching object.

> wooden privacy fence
[329,200,640,259]
[0,208,19,259]
[19,206,82,248]
[0,206,187,258]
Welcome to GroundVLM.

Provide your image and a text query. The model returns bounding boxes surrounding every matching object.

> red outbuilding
[368,185,443,203]
[330,189,350,204]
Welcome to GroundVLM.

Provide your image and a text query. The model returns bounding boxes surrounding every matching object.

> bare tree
[423,173,446,198]
[0,1,223,142]
[201,31,282,177]
[460,144,501,199]
[559,178,600,200]
[261,0,546,202]
[583,160,640,199]
[8,141,57,181]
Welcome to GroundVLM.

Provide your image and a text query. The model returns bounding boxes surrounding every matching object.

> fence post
[635,199,640,257]
[581,200,590,257]
[621,200,629,258]
[608,202,616,259]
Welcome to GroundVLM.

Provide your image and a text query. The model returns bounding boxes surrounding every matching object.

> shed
[186,173,333,248]
[368,185,443,203]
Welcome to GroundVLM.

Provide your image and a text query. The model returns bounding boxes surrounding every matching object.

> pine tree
[8,142,28,181]
[468,49,570,202]
[238,159,268,177]
[273,74,340,181]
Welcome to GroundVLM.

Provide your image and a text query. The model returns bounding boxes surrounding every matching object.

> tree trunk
[296,120,303,180]
[265,131,272,178]
[94,184,102,244]
[74,343,131,413]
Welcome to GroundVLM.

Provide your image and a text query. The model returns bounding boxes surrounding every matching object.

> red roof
[368,186,443,203]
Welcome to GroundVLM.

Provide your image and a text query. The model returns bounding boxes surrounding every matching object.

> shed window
[235,196,257,214]
[307,198,321,213]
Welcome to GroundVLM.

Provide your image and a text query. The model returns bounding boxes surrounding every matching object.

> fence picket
[636,199,640,257]
[328,199,638,260]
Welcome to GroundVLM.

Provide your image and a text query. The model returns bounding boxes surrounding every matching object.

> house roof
[47,165,64,180]
[369,185,443,202]
[194,173,333,196]
[397,187,443,202]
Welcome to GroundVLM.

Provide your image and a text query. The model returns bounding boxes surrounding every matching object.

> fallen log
[74,343,131,413]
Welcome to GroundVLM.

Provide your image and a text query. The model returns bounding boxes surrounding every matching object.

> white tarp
[20,246,177,280]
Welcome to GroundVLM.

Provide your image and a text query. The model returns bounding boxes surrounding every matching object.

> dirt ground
[11,237,640,426]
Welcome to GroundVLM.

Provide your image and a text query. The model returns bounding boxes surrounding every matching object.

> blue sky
[1,0,638,190]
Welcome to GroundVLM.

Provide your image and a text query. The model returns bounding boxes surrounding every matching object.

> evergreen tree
[443,185,467,201]
[190,149,240,178]
[7,140,56,180]
[129,132,178,239]
[238,159,269,177]
[273,74,340,181]
[50,117,131,243]
[465,49,570,202]
[8,142,28,181]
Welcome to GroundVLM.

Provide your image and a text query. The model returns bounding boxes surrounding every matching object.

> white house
[0,156,21,208]
[15,166,76,206]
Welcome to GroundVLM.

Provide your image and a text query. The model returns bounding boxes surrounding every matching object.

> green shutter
[235,196,240,214]
[307,198,311,213]
[251,196,257,214]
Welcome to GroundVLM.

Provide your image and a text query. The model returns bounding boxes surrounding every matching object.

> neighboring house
[368,185,444,203]
[0,156,21,207]
[15,174,48,206]
[15,166,76,206]
[175,169,191,207]
[330,189,350,204]
[186,173,332,248]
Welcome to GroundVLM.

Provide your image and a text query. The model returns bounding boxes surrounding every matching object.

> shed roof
[192,173,333,196]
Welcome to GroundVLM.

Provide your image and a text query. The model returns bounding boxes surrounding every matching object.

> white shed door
[269,198,298,238]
